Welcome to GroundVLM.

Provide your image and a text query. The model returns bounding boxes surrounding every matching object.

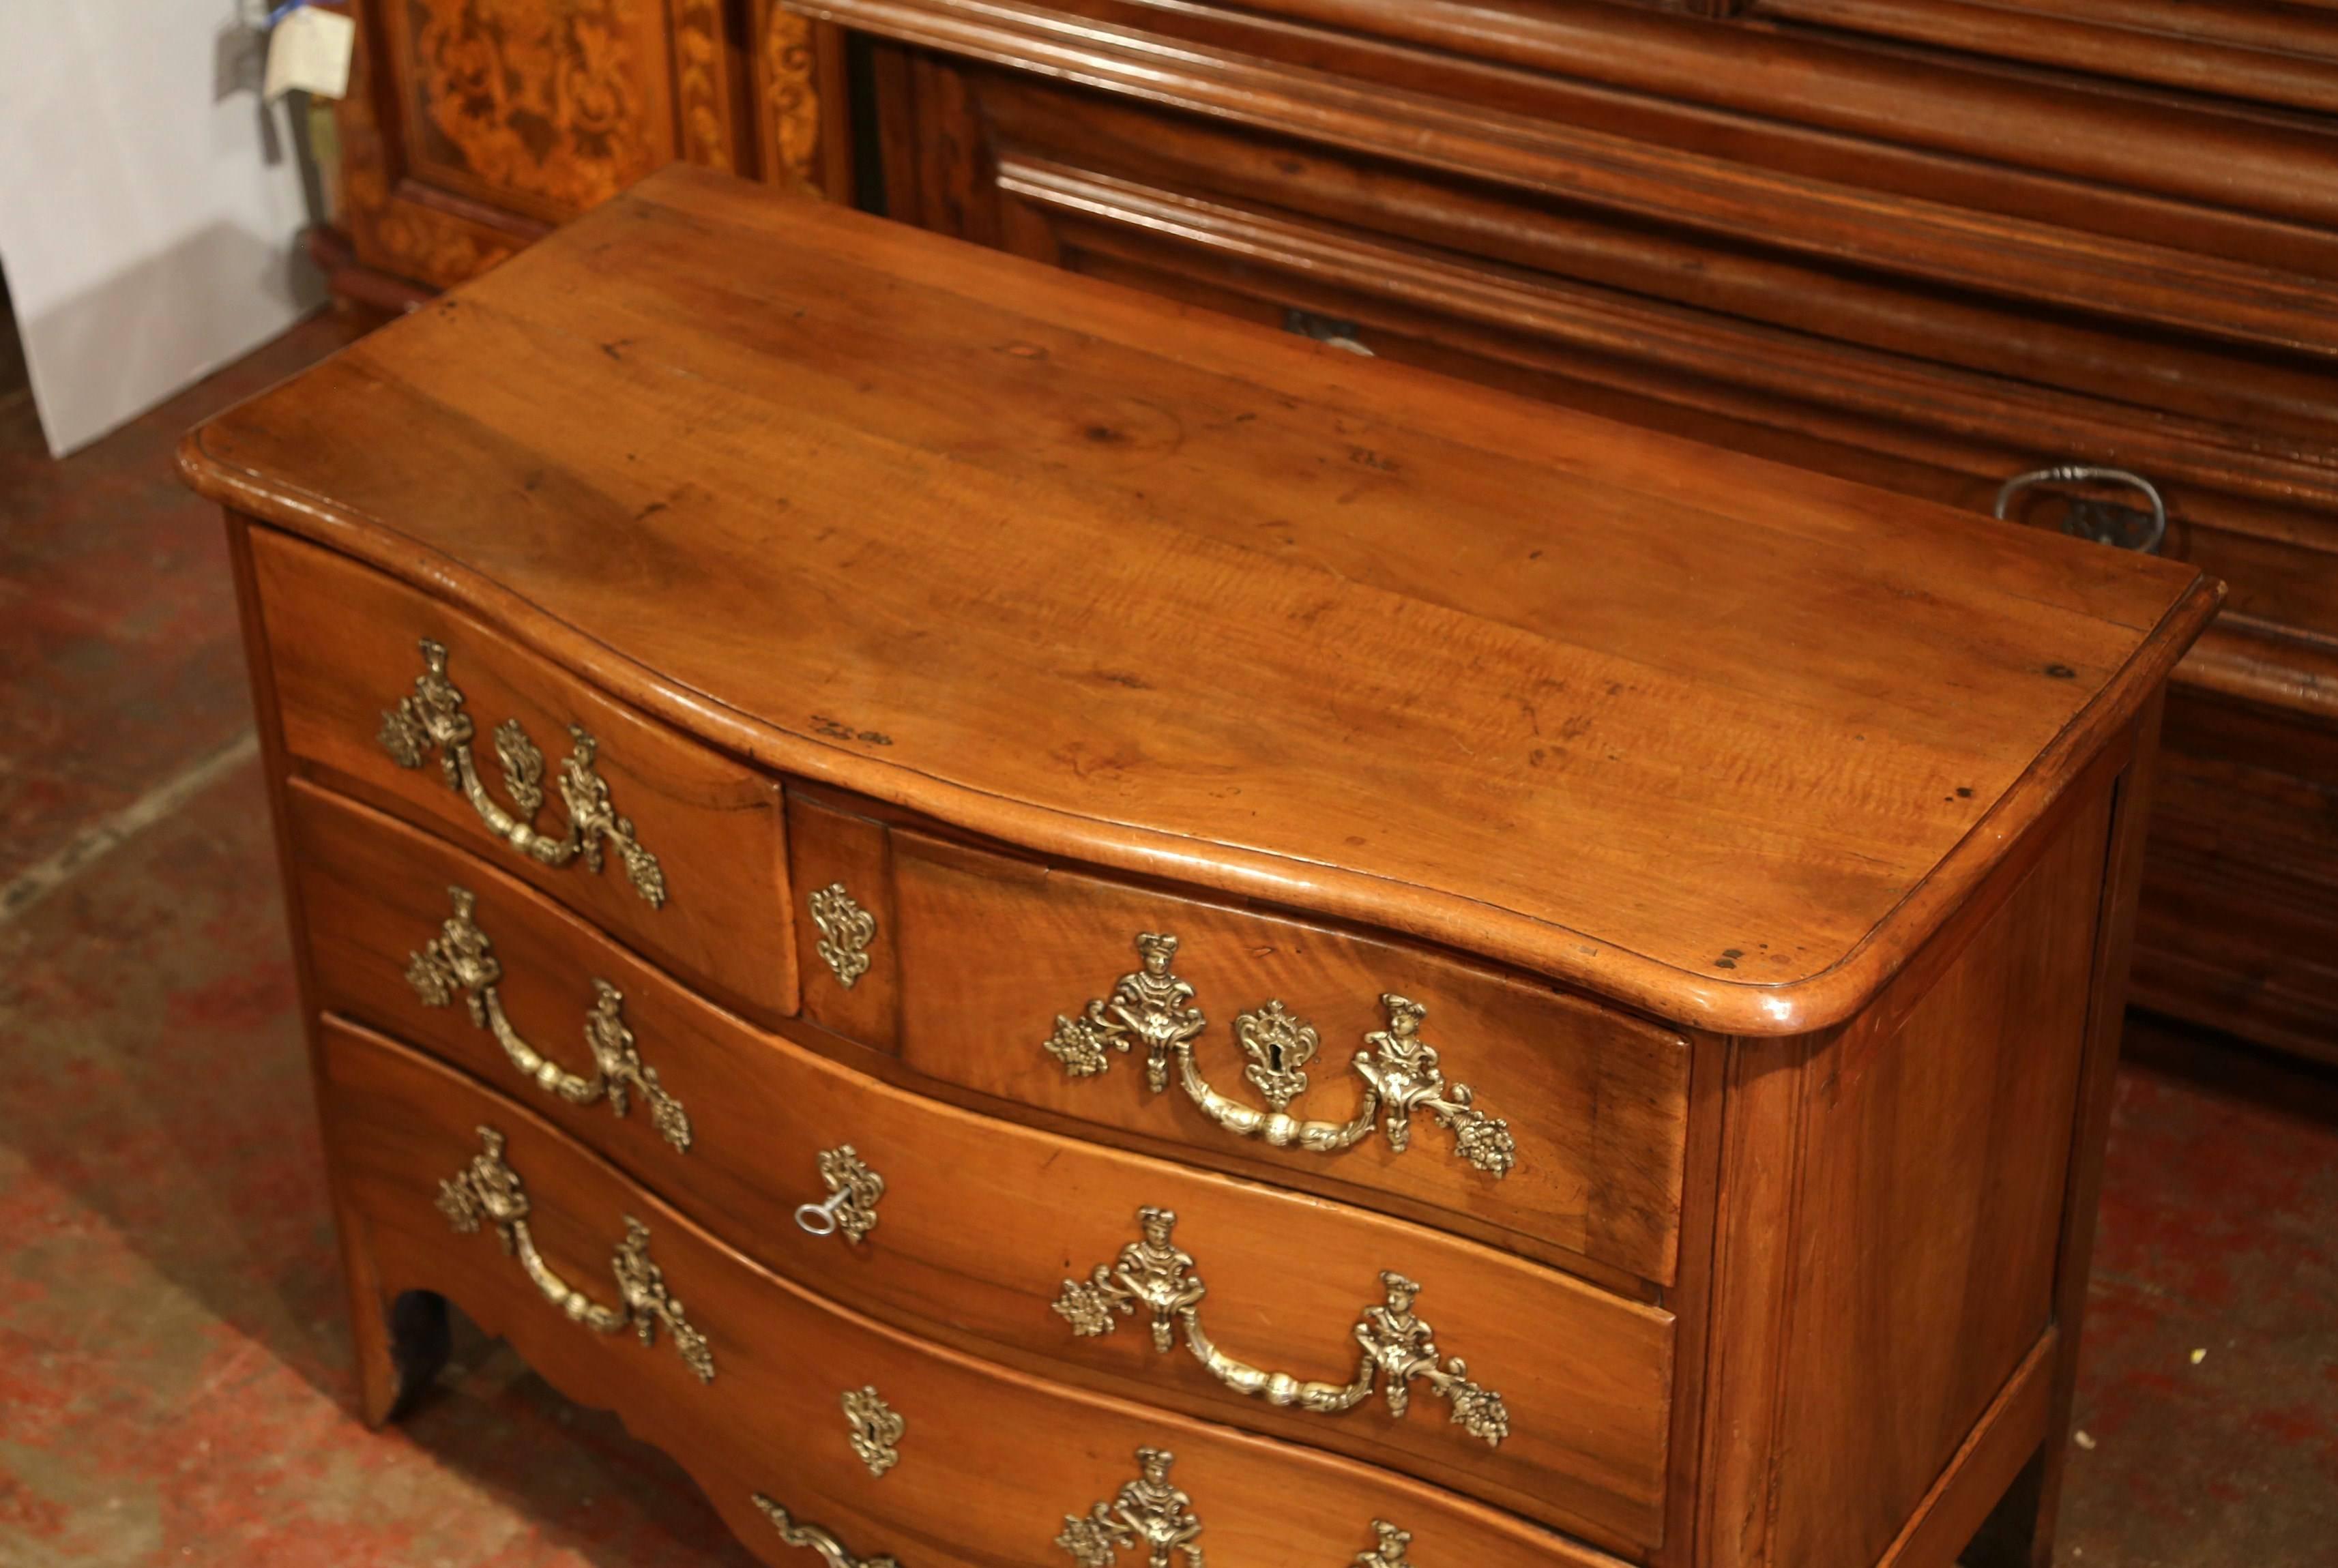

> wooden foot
[348,1277,452,1427]
[338,1200,451,1425]
[1961,1448,2049,1568]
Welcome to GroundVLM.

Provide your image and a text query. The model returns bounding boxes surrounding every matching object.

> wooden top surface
[183,167,2217,1035]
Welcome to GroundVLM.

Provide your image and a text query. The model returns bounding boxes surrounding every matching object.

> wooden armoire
[319,0,2338,1067]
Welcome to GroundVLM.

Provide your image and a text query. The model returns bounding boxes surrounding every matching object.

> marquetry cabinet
[189,170,2217,1568]
[316,0,850,303]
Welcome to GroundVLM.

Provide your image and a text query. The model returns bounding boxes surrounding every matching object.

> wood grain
[2017,698,2166,1567]
[986,152,2338,512]
[317,0,2338,1061]
[289,783,1677,1549]
[795,0,2338,325]
[251,527,799,1024]
[1688,1029,1809,1568]
[987,0,2338,277]
[1764,785,2109,1568]
[1751,0,2338,117]
[789,787,904,1050]
[1166,0,2338,228]
[318,1014,1637,1568]
[843,23,2338,1063]
[181,171,2215,1036]
[2133,673,2338,1065]
[224,509,444,1428]
[852,35,2338,670]
[1873,1328,2058,1568]
[969,85,2338,449]
[998,183,2335,642]
[1689,778,2118,1568]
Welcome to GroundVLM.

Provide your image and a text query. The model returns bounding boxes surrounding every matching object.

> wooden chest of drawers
[186,167,2216,1568]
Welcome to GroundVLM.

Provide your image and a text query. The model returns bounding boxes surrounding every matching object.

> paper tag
[264,7,355,100]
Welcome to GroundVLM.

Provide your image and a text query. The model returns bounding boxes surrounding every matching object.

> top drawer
[802,810,1693,1287]
[248,529,795,1021]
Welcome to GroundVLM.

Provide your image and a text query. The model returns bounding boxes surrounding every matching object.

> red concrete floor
[2,310,2334,1566]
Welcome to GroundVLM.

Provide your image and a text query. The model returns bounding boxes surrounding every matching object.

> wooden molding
[1154,0,2338,223]
[1752,0,2338,117]
[997,156,2338,513]
[785,0,2338,357]
[2178,620,2338,725]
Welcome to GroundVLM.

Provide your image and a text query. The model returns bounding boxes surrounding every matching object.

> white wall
[0,2,325,458]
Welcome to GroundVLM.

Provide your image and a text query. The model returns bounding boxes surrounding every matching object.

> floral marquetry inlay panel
[674,0,737,171]
[756,1,821,189]
[339,0,533,291]
[397,0,679,222]
[332,0,821,292]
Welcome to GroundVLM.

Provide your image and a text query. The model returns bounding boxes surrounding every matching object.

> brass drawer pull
[1057,1449,1423,1566]
[435,1125,714,1382]
[1044,936,1515,1177]
[1356,1521,1418,1567]
[752,1494,900,1568]
[1055,1209,1509,1447]
[1057,1447,1204,1567]
[378,638,667,906]
[793,1144,884,1241]
[406,886,692,1151]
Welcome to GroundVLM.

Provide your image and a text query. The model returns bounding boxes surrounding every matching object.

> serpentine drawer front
[320,1017,1632,1568]
[881,829,1692,1288]
[248,529,797,1024]
[288,781,1676,1550]
[188,170,2219,1568]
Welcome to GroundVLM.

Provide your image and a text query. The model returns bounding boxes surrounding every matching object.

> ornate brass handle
[1351,1522,1420,1567]
[378,638,667,905]
[752,1495,900,1568]
[435,1125,713,1382]
[1055,1209,1508,1447]
[1043,936,1515,1178]
[793,1144,884,1241]
[1058,1448,1425,1567]
[405,886,692,1151]
[1057,1447,1204,1568]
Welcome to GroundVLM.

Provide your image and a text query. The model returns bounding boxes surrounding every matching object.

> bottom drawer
[318,1016,1625,1568]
